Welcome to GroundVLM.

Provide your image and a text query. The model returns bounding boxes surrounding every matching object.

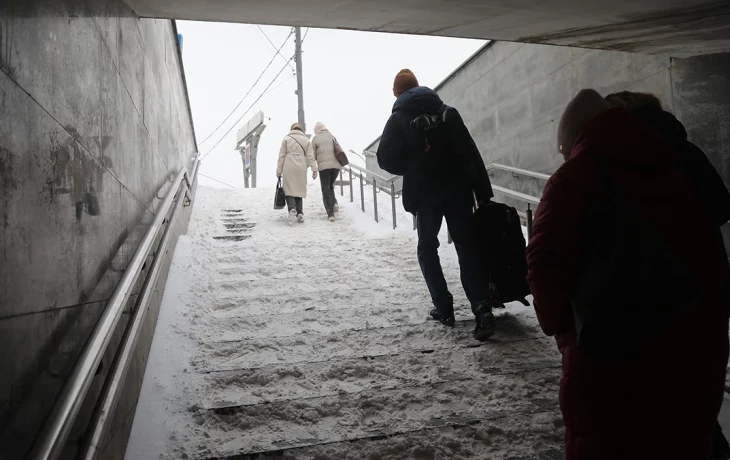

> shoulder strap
[288,135,309,154]
[438,104,448,122]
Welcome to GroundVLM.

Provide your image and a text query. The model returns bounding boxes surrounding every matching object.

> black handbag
[274,177,286,210]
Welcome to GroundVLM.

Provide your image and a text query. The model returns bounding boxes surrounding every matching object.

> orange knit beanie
[393,69,419,97]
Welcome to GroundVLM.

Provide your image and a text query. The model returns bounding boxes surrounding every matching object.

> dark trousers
[416,196,490,315]
[285,196,303,215]
[319,168,339,217]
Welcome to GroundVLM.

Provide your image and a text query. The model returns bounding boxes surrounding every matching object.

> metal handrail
[491,184,541,206]
[346,162,399,184]
[486,163,552,181]
[338,159,549,238]
[29,156,201,460]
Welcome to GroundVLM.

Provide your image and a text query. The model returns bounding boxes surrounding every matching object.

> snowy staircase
[126,184,565,460]
[213,209,257,241]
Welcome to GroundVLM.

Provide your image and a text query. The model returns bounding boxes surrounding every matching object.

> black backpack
[571,159,700,360]
[473,201,531,307]
[410,105,454,176]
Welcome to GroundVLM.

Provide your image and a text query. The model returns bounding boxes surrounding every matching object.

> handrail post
[527,203,533,241]
[391,182,397,229]
[373,177,378,223]
[360,173,365,212]
[339,169,344,196]
[349,168,353,203]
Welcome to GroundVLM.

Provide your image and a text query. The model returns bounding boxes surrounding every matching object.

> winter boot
[429,307,455,327]
[328,215,336,222]
[288,209,297,226]
[334,203,339,213]
[473,301,496,341]
[297,213,304,224]
[429,294,455,327]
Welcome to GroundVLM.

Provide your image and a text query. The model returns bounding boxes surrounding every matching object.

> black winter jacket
[376,86,493,213]
[632,104,730,226]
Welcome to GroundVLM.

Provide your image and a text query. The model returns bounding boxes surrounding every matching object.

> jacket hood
[631,105,688,148]
[314,122,328,135]
[393,86,443,114]
[571,108,677,170]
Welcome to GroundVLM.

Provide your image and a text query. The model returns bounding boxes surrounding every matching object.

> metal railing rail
[486,163,551,181]
[339,163,402,230]
[29,156,201,460]
[337,161,548,239]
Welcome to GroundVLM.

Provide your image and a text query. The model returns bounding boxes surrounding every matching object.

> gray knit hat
[558,89,611,159]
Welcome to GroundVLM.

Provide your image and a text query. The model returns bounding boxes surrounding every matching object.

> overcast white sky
[178,21,485,188]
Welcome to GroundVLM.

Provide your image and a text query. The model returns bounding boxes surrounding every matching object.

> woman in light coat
[276,123,318,224]
[311,122,342,221]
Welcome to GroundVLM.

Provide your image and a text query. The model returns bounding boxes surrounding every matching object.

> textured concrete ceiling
[125,0,730,57]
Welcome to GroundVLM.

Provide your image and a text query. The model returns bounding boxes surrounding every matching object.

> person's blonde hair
[605,91,662,111]
[290,123,304,132]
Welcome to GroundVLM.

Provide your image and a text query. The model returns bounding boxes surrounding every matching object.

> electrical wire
[200,57,294,162]
[257,25,295,72]
[197,30,293,146]
[199,172,237,188]
[262,73,294,98]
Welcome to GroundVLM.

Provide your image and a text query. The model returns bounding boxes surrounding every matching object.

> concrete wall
[0,1,198,459]
[366,41,730,214]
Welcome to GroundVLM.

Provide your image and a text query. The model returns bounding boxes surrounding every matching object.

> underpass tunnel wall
[365,41,730,220]
[0,1,198,458]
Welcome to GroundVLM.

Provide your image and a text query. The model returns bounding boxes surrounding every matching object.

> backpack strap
[438,104,448,122]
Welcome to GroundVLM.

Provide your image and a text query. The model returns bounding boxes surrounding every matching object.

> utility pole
[294,27,306,133]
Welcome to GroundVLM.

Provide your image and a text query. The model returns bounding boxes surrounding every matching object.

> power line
[253,25,276,53]
[262,73,294,98]
[257,25,295,72]
[199,172,237,188]
[200,57,294,162]
[302,27,310,43]
[198,30,294,146]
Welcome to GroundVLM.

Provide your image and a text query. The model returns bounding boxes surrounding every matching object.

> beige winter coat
[312,130,342,172]
[276,130,318,198]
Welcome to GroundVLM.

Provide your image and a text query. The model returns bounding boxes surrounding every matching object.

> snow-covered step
[179,374,560,458]
[213,242,418,261]
[212,271,459,294]
[192,315,551,372]
[214,265,425,278]
[204,305,432,342]
[212,235,252,241]
[201,422,564,460]
[210,289,471,317]
[222,221,256,229]
[197,346,561,409]
[214,276,405,299]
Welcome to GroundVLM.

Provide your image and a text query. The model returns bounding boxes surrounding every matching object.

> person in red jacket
[527,89,729,459]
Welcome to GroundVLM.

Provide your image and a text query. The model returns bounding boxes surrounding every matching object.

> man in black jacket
[376,69,496,340]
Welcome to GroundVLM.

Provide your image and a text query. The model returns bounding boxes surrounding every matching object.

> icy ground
[125,182,564,460]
